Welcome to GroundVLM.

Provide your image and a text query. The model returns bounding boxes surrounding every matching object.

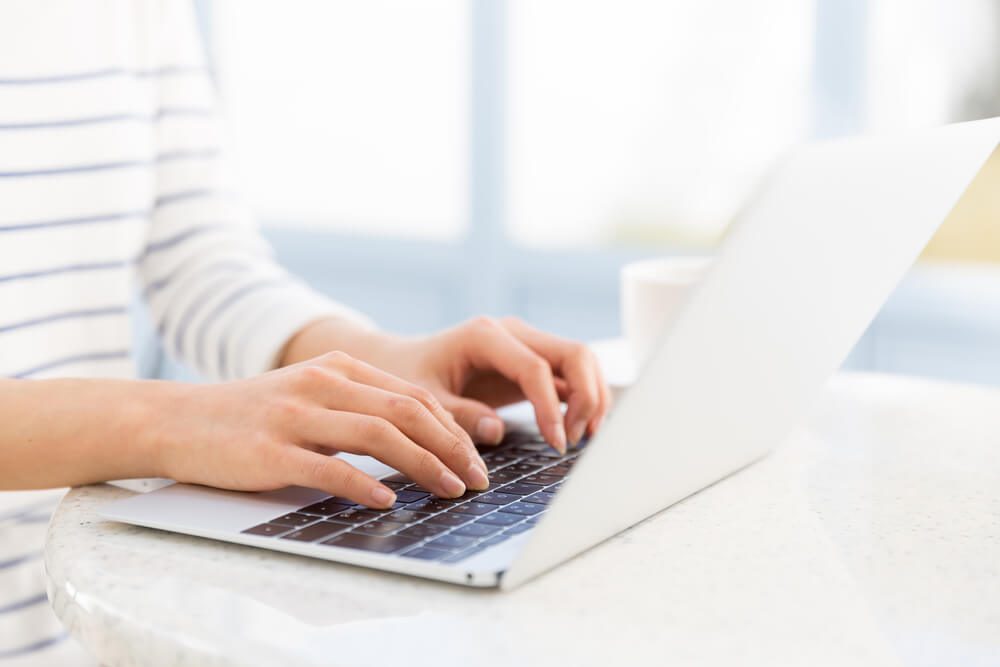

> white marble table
[44,373,1000,667]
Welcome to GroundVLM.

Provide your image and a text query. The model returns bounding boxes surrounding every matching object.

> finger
[316,377,489,490]
[311,354,487,477]
[460,318,566,453]
[589,364,613,437]
[298,410,470,498]
[554,377,571,399]
[500,318,604,446]
[441,394,505,446]
[282,447,396,509]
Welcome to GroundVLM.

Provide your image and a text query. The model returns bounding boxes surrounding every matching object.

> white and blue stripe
[0,2,372,663]
[0,490,81,665]
[0,0,368,383]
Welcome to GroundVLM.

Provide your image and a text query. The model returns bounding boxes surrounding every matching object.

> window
[212,0,469,240]
[507,0,815,249]
[146,0,1000,388]
[206,0,837,340]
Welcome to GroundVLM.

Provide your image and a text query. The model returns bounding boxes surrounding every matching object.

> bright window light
[865,0,998,131]
[211,0,469,240]
[507,0,815,248]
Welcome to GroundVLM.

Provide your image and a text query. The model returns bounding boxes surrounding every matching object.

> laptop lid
[501,118,1000,590]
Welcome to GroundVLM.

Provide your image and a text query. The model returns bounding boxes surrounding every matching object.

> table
[44,373,1000,666]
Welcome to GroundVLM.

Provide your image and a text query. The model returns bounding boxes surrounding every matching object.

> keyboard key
[512,442,549,452]
[449,502,496,516]
[424,512,474,527]
[382,473,411,484]
[386,510,432,524]
[540,448,566,457]
[482,453,520,469]
[498,482,545,496]
[398,523,450,539]
[280,521,348,542]
[523,473,561,486]
[351,520,406,536]
[270,512,319,527]
[486,449,516,459]
[507,463,543,475]
[242,522,293,537]
[499,502,545,516]
[394,489,431,503]
[442,545,489,563]
[453,522,503,538]
[489,470,523,484]
[546,465,571,476]
[322,533,419,554]
[522,491,558,505]
[426,534,478,551]
[504,523,534,535]
[406,498,459,513]
[481,450,519,461]
[476,512,522,527]
[298,499,354,516]
[523,454,562,465]
[401,547,450,561]
[381,480,410,490]
[477,492,521,506]
[325,508,382,525]
[480,534,511,547]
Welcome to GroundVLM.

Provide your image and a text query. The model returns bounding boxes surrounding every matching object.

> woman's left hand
[371,317,612,453]
[283,317,612,453]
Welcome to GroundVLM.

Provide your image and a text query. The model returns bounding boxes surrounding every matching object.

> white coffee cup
[621,256,711,366]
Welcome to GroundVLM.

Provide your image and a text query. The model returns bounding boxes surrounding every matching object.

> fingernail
[552,421,567,454]
[440,470,466,497]
[370,486,396,508]
[569,419,588,446]
[467,463,490,490]
[476,417,504,445]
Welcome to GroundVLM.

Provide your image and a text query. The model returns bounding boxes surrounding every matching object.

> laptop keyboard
[241,431,586,563]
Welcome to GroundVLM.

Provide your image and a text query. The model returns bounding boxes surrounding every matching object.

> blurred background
[151,0,1000,385]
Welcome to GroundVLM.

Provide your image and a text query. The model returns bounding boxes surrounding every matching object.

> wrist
[124,380,194,480]
[279,317,401,367]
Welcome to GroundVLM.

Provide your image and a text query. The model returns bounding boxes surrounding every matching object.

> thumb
[441,395,505,446]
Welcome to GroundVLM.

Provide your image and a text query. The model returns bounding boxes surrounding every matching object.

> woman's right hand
[155,351,490,509]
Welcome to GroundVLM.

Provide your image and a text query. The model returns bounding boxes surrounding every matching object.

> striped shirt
[1,2,369,662]
[0,0,368,382]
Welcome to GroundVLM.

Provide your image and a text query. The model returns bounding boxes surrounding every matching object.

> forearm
[0,378,176,489]
[278,317,402,368]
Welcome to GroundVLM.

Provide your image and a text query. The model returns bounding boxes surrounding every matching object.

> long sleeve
[137,1,372,381]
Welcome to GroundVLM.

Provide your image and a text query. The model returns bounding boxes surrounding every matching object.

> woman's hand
[283,316,612,455]
[0,317,608,507]
[157,351,489,509]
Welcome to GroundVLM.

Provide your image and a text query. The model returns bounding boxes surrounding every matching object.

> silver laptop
[103,118,999,590]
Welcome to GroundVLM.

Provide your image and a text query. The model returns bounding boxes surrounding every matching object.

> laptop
[102,117,1000,590]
